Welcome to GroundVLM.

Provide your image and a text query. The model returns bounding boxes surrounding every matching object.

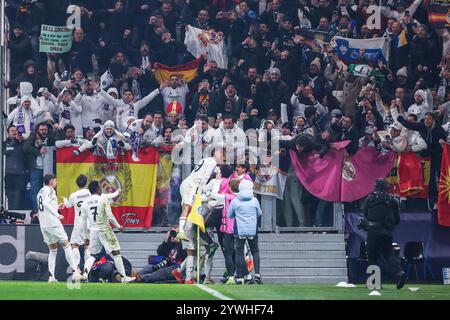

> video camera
[357,216,382,232]
[0,206,26,223]
[169,229,178,239]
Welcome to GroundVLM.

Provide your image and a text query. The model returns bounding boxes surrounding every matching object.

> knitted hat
[270,68,281,76]
[310,58,321,70]
[104,120,115,129]
[107,87,119,96]
[414,89,426,100]
[396,66,408,78]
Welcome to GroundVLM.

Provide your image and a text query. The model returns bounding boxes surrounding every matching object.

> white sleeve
[281,103,288,124]
[66,194,75,208]
[407,0,423,16]
[103,189,120,200]
[42,189,60,217]
[103,199,121,229]
[412,135,428,152]
[73,92,84,105]
[98,89,122,108]
[7,108,17,126]
[55,139,74,148]
[314,101,326,115]
[290,93,299,107]
[78,139,94,153]
[70,101,83,114]
[134,88,160,111]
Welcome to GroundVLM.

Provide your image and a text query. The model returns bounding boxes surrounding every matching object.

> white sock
[63,244,77,271]
[205,254,213,279]
[178,259,186,273]
[48,249,57,277]
[84,255,96,274]
[185,256,194,281]
[72,247,80,268]
[179,217,187,232]
[113,255,126,278]
[83,247,90,267]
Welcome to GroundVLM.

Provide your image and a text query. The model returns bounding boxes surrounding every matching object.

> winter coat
[227,180,261,238]
[4,138,27,175]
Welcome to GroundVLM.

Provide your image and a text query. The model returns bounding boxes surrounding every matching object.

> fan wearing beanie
[407,89,432,121]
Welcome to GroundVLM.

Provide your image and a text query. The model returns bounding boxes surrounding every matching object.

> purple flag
[290,142,395,202]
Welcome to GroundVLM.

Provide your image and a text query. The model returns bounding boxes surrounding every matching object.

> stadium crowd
[2,0,450,233]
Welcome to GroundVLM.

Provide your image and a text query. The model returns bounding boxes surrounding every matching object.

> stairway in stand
[117,232,348,284]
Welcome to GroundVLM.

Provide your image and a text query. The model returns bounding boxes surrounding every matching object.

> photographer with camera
[134,228,187,283]
[361,178,407,289]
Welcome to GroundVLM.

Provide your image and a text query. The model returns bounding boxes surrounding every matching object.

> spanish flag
[438,144,450,227]
[56,147,159,229]
[154,57,202,85]
[187,192,205,233]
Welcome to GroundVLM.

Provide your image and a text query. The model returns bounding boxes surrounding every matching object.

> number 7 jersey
[81,193,121,233]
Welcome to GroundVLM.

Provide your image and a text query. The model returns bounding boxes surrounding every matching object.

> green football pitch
[1,281,450,300]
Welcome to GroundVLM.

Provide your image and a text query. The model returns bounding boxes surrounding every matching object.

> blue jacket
[227,181,261,237]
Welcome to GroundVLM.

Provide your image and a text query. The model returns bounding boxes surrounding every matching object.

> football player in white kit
[36,174,82,282]
[63,174,91,271]
[177,156,219,241]
[176,153,221,284]
[81,180,135,283]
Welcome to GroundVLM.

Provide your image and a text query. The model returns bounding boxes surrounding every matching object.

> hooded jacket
[227,180,262,238]
[8,60,50,96]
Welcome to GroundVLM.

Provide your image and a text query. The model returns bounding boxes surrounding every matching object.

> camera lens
[169,230,177,238]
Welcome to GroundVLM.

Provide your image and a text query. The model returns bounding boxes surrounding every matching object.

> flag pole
[196,226,200,284]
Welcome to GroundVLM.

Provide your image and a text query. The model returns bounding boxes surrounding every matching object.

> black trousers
[235,236,260,278]
[367,232,402,278]
[4,174,27,210]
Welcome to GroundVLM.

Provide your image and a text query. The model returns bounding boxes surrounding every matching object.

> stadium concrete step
[126,258,347,269]
[119,242,345,251]
[117,232,348,284]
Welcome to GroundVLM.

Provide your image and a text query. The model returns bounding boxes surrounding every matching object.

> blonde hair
[229,179,240,193]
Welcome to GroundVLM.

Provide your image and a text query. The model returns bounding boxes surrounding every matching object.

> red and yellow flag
[438,144,450,226]
[154,57,202,84]
[56,147,159,229]
[387,153,430,198]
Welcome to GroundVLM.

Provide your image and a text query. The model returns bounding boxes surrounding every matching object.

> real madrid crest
[87,162,132,205]
[342,159,356,182]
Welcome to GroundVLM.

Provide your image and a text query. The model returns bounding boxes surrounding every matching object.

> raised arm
[134,88,160,111]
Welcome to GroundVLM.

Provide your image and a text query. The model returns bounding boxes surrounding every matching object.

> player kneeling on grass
[81,181,135,283]
[37,174,82,283]
[227,179,262,284]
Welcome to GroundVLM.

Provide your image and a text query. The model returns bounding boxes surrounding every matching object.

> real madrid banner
[184,25,228,69]
[290,142,395,202]
[56,147,159,229]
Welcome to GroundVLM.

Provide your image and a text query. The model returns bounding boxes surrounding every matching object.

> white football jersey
[81,193,121,233]
[186,157,217,186]
[37,186,61,229]
[66,189,91,228]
